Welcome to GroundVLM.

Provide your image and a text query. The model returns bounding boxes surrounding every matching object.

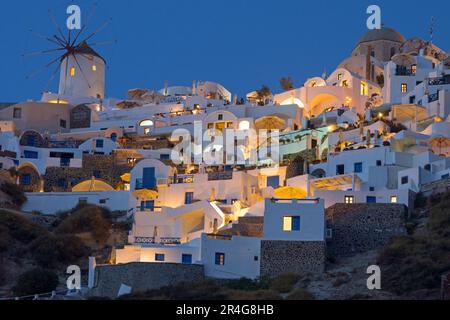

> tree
[12,268,59,297]
[256,85,272,106]
[280,77,294,91]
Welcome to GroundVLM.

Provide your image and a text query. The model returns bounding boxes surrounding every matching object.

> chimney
[164,80,169,96]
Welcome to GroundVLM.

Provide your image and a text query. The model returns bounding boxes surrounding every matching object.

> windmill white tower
[58,41,106,98]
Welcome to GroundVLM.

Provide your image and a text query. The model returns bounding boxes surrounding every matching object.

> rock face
[260,241,326,277]
[326,203,407,258]
[89,262,204,298]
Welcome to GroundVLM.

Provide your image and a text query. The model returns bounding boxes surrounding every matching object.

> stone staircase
[221,216,264,237]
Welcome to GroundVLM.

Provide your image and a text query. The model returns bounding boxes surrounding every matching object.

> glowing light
[239,121,250,130]
[139,119,154,127]
[48,100,69,104]
[70,67,75,77]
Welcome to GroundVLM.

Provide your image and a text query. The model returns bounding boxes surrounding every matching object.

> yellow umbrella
[120,173,131,183]
[132,189,158,200]
[274,186,307,199]
[428,136,450,155]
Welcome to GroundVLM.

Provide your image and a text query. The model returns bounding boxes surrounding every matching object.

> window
[424,164,431,171]
[57,178,67,188]
[283,216,300,232]
[354,162,363,173]
[215,253,225,266]
[140,200,155,211]
[185,192,194,205]
[336,164,345,175]
[26,135,37,147]
[92,64,97,72]
[70,67,76,77]
[376,160,382,166]
[390,196,398,203]
[95,139,104,148]
[20,174,31,186]
[442,174,450,179]
[93,170,101,179]
[411,64,417,75]
[182,254,192,264]
[254,256,259,261]
[13,108,22,119]
[369,187,375,191]
[99,199,107,204]
[110,133,117,142]
[345,196,354,204]
[401,83,408,93]
[401,176,408,185]
[24,150,38,159]
[367,196,377,203]
[409,96,416,104]
[360,82,368,96]
[60,119,67,128]
[155,254,165,262]
[160,154,170,160]
[218,114,223,121]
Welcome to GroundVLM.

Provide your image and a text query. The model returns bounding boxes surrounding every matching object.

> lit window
[155,254,165,262]
[215,252,225,266]
[401,83,408,93]
[92,65,97,72]
[411,65,417,75]
[390,196,398,203]
[345,196,354,204]
[360,82,368,96]
[70,67,75,77]
[239,121,250,130]
[283,216,300,232]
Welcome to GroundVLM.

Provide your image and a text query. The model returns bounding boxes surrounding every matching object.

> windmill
[23,4,116,99]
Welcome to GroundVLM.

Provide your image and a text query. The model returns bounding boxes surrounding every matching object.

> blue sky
[0,0,449,102]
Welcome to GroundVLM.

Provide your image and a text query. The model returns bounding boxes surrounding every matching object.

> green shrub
[0,210,47,244]
[0,182,27,206]
[270,273,301,293]
[286,289,315,300]
[225,289,281,300]
[224,278,270,291]
[55,205,111,244]
[12,268,59,297]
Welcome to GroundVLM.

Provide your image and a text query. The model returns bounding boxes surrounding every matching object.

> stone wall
[18,165,41,192]
[43,154,129,192]
[421,178,450,197]
[326,203,407,258]
[260,241,326,278]
[89,262,204,298]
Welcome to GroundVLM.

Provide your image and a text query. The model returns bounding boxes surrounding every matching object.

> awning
[274,186,307,199]
[132,189,158,200]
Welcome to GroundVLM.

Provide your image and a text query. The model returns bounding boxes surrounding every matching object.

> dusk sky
[1,0,449,102]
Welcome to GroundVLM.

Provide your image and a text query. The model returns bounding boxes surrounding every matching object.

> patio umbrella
[274,186,307,199]
[132,189,158,200]
[120,173,131,183]
[428,136,450,155]
[255,116,285,130]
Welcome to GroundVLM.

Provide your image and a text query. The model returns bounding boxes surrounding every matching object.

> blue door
[182,254,192,264]
[142,167,156,189]
[185,192,194,204]
[367,196,377,203]
[267,176,280,189]
[140,200,155,211]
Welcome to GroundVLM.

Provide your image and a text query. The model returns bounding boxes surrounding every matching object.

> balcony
[428,92,439,103]
[136,206,162,213]
[168,174,195,184]
[134,237,155,244]
[428,75,450,86]
[208,171,233,181]
[395,66,415,76]
[160,237,181,245]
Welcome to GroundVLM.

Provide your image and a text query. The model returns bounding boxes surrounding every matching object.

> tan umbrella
[428,136,450,155]
[274,186,307,199]
[132,189,158,200]
[120,173,131,183]
[255,116,285,130]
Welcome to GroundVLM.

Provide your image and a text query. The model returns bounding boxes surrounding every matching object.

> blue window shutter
[292,216,301,231]
[182,254,192,264]
[267,176,280,189]
[96,139,104,148]
[185,192,194,204]
[215,253,224,265]
[142,167,156,189]
[354,162,363,173]
[367,196,377,203]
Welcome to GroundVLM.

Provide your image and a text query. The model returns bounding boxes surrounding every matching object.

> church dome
[358,27,406,45]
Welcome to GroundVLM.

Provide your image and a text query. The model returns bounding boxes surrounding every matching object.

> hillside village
[1,26,450,300]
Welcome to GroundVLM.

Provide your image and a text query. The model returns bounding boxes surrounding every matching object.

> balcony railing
[395,66,415,76]
[428,92,439,103]
[136,206,162,213]
[208,171,233,181]
[428,75,450,86]
[134,237,155,244]
[160,237,181,245]
[168,174,195,184]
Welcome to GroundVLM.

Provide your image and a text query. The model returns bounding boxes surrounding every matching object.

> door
[267,176,280,189]
[366,196,377,203]
[185,192,194,204]
[142,167,156,189]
